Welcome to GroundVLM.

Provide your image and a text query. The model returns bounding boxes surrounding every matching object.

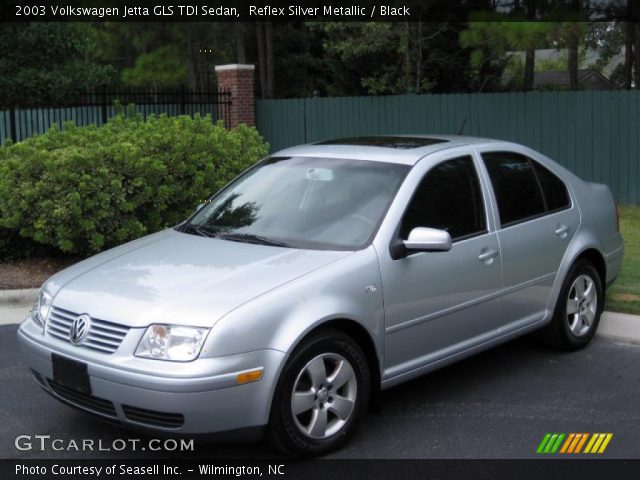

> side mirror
[403,227,452,253]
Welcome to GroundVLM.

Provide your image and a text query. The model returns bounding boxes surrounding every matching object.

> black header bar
[3,459,640,480]
[2,0,639,22]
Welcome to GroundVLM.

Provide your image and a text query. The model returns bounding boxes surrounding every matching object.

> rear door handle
[478,249,499,262]
[555,224,570,237]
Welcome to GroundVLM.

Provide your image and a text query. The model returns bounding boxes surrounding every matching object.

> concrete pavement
[0,288,38,305]
[598,311,640,345]
[1,288,638,459]
[1,324,638,459]
[0,305,32,325]
[0,288,37,325]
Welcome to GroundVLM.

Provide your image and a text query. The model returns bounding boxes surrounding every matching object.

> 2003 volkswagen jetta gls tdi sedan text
[19,135,623,456]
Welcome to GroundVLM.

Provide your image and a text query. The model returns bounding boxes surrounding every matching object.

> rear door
[477,149,579,329]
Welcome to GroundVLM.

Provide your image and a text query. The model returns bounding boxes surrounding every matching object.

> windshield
[182,156,410,250]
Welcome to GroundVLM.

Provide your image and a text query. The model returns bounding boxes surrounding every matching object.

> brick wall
[215,64,255,128]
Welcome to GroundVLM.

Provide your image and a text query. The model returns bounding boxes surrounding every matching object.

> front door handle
[478,248,499,262]
[555,224,570,237]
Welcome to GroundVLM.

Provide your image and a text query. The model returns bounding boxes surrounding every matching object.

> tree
[585,21,632,89]
[460,18,513,92]
[265,22,275,98]
[524,0,538,91]
[254,22,276,98]
[582,0,637,90]
[234,23,247,64]
[461,19,553,91]
[255,22,267,97]
[0,23,113,106]
[121,45,186,87]
[621,0,640,89]
[312,21,471,95]
[267,23,327,98]
[636,24,640,89]
[624,22,634,88]
[546,20,587,91]
[98,22,236,90]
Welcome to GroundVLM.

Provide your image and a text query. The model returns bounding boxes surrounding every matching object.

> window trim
[530,156,573,214]
[394,154,489,245]
[481,151,572,230]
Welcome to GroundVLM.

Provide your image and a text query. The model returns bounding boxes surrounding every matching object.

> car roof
[272,135,502,165]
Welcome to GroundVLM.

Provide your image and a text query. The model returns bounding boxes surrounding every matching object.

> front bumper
[18,318,285,435]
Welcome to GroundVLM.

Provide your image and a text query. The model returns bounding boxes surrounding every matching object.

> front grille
[46,307,130,354]
[122,405,185,428]
[48,380,117,417]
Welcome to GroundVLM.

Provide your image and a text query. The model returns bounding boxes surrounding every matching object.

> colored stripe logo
[537,433,613,454]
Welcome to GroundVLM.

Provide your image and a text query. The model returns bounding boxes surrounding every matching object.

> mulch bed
[0,257,82,290]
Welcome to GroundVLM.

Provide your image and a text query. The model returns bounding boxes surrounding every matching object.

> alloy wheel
[566,274,598,337]
[290,353,357,439]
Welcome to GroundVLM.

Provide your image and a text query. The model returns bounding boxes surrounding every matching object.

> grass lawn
[605,205,640,315]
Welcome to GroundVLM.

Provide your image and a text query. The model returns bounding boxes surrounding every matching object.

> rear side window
[531,161,571,212]
[482,151,570,227]
[400,156,486,241]
[482,152,545,226]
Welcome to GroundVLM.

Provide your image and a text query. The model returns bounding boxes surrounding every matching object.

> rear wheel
[542,259,603,350]
[267,329,370,457]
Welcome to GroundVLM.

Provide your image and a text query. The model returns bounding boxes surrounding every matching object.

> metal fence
[256,90,640,205]
[0,87,232,144]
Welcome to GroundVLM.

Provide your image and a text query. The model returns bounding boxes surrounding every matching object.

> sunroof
[315,136,448,149]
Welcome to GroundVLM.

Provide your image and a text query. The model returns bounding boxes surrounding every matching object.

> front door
[378,153,503,379]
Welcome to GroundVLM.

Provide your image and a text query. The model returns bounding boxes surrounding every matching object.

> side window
[531,160,571,212]
[482,152,545,226]
[400,156,486,241]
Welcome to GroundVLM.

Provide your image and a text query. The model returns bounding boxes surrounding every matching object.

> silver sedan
[19,135,623,456]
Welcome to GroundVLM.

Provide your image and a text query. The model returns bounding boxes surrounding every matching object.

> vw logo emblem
[69,314,91,345]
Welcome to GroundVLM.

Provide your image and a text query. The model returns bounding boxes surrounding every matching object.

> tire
[542,259,603,351]
[267,328,370,457]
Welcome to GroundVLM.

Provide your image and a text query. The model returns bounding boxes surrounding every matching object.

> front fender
[202,247,385,367]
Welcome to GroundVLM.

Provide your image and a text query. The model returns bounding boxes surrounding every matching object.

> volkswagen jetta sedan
[19,135,623,456]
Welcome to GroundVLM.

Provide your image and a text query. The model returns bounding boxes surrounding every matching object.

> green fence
[256,91,640,204]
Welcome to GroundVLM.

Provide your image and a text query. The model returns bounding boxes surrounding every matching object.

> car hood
[49,229,352,328]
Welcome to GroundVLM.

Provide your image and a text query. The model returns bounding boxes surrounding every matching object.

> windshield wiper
[179,223,217,238]
[217,233,291,248]
[179,225,290,247]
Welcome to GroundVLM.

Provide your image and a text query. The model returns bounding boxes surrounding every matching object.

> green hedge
[0,114,268,257]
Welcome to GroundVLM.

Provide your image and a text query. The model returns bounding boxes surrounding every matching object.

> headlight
[31,288,53,330]
[135,324,209,362]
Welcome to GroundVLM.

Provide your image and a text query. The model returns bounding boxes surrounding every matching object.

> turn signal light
[236,369,263,385]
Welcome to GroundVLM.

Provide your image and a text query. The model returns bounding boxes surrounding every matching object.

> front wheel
[542,260,603,351]
[267,329,370,456]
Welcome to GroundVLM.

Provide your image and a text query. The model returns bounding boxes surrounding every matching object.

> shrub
[0,114,268,256]
[0,226,58,261]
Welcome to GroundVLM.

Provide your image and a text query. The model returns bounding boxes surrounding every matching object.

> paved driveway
[1,324,638,459]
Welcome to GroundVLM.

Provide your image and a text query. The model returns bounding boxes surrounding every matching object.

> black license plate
[52,354,91,394]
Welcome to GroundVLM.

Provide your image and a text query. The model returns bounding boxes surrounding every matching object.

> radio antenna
[457,117,468,135]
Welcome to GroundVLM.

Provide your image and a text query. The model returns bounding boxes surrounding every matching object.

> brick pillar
[215,64,255,128]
